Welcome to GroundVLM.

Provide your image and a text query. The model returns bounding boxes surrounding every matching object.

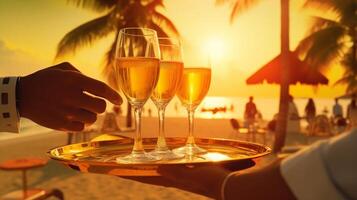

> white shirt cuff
[0,77,20,133]
[280,141,345,200]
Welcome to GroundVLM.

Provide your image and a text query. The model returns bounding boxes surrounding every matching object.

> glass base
[173,144,207,155]
[116,150,161,164]
[149,148,184,160]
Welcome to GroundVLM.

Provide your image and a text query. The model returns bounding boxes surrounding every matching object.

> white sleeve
[280,130,357,200]
[0,77,20,133]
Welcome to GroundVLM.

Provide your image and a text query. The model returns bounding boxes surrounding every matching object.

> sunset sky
[0,0,346,98]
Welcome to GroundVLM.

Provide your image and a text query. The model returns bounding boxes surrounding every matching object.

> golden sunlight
[202,152,231,162]
[203,37,227,63]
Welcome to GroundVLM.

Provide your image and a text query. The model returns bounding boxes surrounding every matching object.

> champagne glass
[149,38,184,160]
[173,64,211,155]
[114,27,161,163]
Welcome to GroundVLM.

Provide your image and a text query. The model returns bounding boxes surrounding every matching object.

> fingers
[64,108,97,124]
[71,93,107,114]
[42,114,85,132]
[58,108,94,132]
[62,121,85,132]
[158,165,191,181]
[157,165,209,195]
[77,74,122,105]
[157,165,230,198]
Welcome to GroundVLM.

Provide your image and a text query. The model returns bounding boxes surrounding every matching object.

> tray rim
[47,137,272,166]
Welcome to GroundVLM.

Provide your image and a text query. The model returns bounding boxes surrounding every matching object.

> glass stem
[156,106,168,151]
[186,108,195,146]
[132,106,144,153]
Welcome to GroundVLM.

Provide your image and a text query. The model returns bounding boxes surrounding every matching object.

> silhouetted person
[347,99,357,127]
[230,104,234,112]
[287,95,300,133]
[305,98,316,127]
[244,96,257,129]
[174,102,179,113]
[148,108,152,117]
[333,98,343,119]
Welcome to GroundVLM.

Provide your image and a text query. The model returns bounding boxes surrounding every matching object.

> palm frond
[146,0,164,10]
[103,37,119,90]
[335,71,357,92]
[215,0,229,6]
[304,0,354,20]
[56,13,115,58]
[297,25,347,71]
[229,0,261,23]
[307,16,340,33]
[102,21,139,89]
[67,0,117,12]
[147,23,169,37]
[340,49,357,72]
[303,0,335,9]
[151,11,179,37]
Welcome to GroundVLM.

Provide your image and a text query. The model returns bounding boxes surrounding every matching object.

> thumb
[157,165,188,180]
[157,165,209,195]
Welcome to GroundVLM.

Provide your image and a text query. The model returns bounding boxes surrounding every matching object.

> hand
[123,165,230,199]
[122,160,296,200]
[17,62,122,131]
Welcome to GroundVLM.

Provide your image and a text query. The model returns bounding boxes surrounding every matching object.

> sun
[203,37,226,63]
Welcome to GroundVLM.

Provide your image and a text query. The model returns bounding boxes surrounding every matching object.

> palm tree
[218,0,291,152]
[56,0,179,127]
[297,0,357,94]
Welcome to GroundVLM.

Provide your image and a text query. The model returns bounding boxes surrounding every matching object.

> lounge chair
[0,158,64,200]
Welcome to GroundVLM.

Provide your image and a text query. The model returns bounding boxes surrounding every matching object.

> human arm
[156,159,295,200]
[123,159,295,200]
[281,130,357,200]
[224,159,295,200]
[0,77,20,132]
[126,130,357,200]
[0,62,122,132]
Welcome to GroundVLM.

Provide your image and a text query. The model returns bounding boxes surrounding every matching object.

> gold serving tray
[48,137,271,176]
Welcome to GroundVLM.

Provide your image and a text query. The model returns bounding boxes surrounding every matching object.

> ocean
[142,96,350,120]
[0,96,350,140]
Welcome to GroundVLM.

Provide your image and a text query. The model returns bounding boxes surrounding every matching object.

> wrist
[16,75,30,118]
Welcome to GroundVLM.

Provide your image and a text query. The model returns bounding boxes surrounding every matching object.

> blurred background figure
[244,96,258,131]
[331,98,346,134]
[229,103,235,112]
[287,95,300,133]
[267,113,278,133]
[304,98,316,131]
[332,98,343,119]
[347,99,357,128]
[100,106,121,133]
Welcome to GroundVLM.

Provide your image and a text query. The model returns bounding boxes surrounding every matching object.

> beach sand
[0,116,326,199]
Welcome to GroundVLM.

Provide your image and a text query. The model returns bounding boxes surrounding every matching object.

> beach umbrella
[246,51,329,85]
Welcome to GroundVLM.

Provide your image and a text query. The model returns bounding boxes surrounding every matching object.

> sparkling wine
[151,61,184,105]
[116,57,160,106]
[177,68,211,109]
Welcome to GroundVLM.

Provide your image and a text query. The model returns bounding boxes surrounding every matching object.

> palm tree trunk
[274,0,290,153]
